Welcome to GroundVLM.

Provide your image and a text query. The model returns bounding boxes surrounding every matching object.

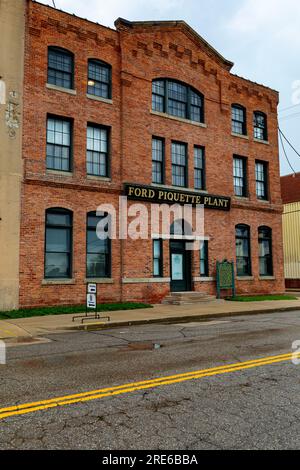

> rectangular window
[45,209,72,279]
[168,81,187,119]
[255,161,268,200]
[232,105,246,135]
[254,112,268,141]
[172,142,187,187]
[194,146,205,190]
[236,225,251,277]
[87,213,111,278]
[152,80,165,113]
[48,48,73,89]
[259,227,273,277]
[88,60,111,99]
[87,125,109,177]
[153,240,163,277]
[200,241,209,277]
[46,117,72,172]
[152,137,164,184]
[233,156,247,197]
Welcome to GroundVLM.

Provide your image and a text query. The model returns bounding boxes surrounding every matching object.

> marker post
[72,283,111,324]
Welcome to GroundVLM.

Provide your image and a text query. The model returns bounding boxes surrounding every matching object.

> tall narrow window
[153,240,163,277]
[233,156,247,197]
[200,240,209,277]
[87,212,111,278]
[236,224,251,277]
[255,161,268,200]
[152,137,164,184]
[45,209,72,279]
[46,116,72,172]
[152,80,165,113]
[232,104,247,135]
[87,59,111,99]
[254,112,268,141]
[194,146,205,190]
[172,142,187,188]
[259,227,273,277]
[152,79,204,123]
[48,47,74,89]
[87,125,109,177]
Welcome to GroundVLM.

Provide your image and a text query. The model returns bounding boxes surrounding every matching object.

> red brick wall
[281,173,300,204]
[19,2,285,308]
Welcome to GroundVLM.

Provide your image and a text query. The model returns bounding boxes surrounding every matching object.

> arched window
[87,59,112,99]
[152,79,204,123]
[253,111,268,141]
[258,227,273,276]
[235,224,251,276]
[232,104,247,135]
[48,46,74,89]
[45,208,72,279]
[86,212,111,278]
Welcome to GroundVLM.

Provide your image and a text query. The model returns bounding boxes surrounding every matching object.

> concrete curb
[61,305,300,332]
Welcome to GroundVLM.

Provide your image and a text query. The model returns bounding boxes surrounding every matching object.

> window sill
[232,196,249,201]
[87,175,111,182]
[122,278,171,284]
[46,83,77,95]
[46,169,73,177]
[85,278,114,284]
[42,279,75,285]
[254,138,269,145]
[150,110,207,128]
[151,183,208,194]
[231,133,249,140]
[194,277,214,282]
[257,199,270,204]
[86,94,113,105]
[259,276,276,280]
[237,276,254,281]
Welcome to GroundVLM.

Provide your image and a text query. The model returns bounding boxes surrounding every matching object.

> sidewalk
[1,298,300,343]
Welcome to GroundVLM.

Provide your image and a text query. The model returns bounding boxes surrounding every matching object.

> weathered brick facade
[18,0,284,308]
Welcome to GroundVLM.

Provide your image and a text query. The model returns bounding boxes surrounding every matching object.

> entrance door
[170,241,192,292]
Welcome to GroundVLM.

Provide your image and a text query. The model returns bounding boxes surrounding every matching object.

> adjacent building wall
[283,202,300,288]
[0,0,25,310]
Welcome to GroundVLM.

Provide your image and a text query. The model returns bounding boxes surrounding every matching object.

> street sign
[87,283,97,294]
[87,293,97,309]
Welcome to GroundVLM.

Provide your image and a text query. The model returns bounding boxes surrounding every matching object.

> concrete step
[162,292,217,305]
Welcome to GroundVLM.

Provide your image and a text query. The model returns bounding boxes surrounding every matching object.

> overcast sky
[39,0,300,175]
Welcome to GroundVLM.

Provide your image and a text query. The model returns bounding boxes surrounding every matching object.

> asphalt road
[1,309,300,450]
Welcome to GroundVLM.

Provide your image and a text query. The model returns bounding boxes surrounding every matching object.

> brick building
[0,0,284,310]
[281,173,300,288]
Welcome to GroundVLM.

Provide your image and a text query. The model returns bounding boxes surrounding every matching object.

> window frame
[153,239,163,278]
[46,114,73,173]
[231,104,247,136]
[152,79,204,124]
[86,211,111,279]
[258,226,273,277]
[87,59,112,100]
[86,123,110,178]
[194,145,206,190]
[152,136,165,185]
[171,141,188,188]
[233,155,248,197]
[44,208,73,280]
[253,111,268,141]
[200,240,209,278]
[235,224,252,277]
[255,160,269,201]
[47,46,74,90]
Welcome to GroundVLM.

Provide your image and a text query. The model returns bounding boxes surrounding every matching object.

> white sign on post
[87,283,97,294]
[87,293,97,310]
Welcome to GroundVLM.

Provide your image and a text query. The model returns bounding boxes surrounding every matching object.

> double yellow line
[0,352,298,421]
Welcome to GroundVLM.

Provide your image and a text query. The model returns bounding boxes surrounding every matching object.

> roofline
[115,18,234,71]
[281,172,299,178]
